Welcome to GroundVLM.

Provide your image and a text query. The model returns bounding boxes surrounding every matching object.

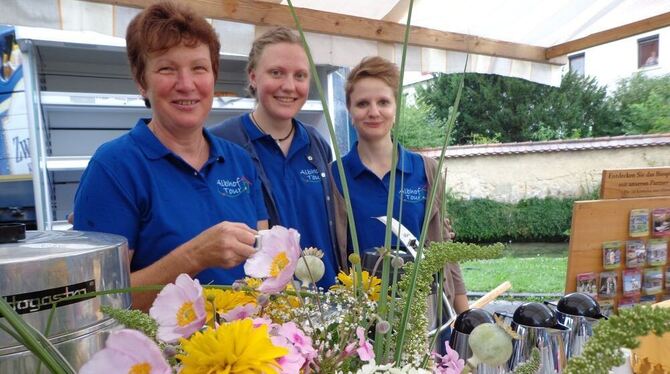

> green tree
[610,73,670,134]
[416,72,620,145]
[395,99,448,148]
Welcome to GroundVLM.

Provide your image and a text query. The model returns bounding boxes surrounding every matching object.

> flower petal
[149,273,206,343]
[80,329,170,374]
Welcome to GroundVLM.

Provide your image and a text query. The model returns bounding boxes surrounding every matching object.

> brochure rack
[565,167,670,312]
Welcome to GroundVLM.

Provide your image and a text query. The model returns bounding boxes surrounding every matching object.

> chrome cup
[508,323,568,374]
[547,293,606,359]
[507,302,569,374]
[555,311,601,360]
[450,309,506,374]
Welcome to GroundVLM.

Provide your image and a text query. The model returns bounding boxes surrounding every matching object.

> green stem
[423,269,445,368]
[394,62,466,363]
[296,251,326,325]
[0,297,73,373]
[285,0,364,298]
[375,0,415,361]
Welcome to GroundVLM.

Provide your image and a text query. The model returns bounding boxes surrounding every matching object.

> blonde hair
[246,27,303,97]
[345,56,399,107]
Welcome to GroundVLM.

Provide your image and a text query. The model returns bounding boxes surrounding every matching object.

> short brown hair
[246,27,303,97]
[345,56,399,107]
[126,1,220,90]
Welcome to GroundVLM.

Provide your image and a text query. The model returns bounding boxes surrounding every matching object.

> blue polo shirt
[74,119,267,285]
[241,114,338,288]
[332,142,428,253]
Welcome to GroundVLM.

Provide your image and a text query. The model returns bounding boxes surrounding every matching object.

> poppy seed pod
[376,320,391,334]
[391,255,404,269]
[294,253,325,287]
[468,323,513,367]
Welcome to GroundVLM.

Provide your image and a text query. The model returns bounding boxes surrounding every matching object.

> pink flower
[244,226,301,294]
[433,341,465,374]
[149,273,206,343]
[345,326,375,362]
[221,303,259,322]
[271,335,306,374]
[252,317,274,328]
[79,329,171,374]
[277,322,317,361]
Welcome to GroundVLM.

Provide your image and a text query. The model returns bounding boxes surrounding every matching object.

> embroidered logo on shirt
[399,185,427,203]
[217,176,251,197]
[299,168,321,183]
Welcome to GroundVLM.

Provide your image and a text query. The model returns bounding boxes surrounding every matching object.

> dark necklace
[250,113,294,146]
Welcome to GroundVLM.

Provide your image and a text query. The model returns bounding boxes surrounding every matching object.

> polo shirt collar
[131,118,225,162]
[241,113,265,141]
[290,118,309,153]
[345,141,413,178]
[204,128,227,161]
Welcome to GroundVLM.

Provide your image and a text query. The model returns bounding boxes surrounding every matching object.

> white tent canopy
[4,0,670,85]
[286,0,670,47]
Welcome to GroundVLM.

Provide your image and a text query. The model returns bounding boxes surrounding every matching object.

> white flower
[337,363,431,374]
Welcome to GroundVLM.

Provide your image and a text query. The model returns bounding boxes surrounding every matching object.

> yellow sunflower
[204,289,257,323]
[178,319,288,374]
[332,270,382,301]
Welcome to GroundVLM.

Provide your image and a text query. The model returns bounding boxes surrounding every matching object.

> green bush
[446,195,577,242]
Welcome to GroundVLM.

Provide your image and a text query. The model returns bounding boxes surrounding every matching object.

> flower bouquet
[2,1,668,373]
[66,223,670,374]
[78,225,508,373]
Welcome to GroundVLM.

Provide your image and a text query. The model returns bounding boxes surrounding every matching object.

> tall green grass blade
[0,296,74,373]
[0,320,27,346]
[423,269,445,368]
[44,284,166,336]
[395,64,466,362]
[374,0,416,361]
[285,0,364,295]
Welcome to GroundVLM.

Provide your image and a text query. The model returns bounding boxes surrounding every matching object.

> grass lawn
[461,242,568,294]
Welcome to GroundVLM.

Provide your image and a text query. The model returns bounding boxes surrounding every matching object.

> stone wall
[417,135,670,202]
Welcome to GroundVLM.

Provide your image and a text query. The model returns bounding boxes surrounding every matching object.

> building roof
[414,133,670,158]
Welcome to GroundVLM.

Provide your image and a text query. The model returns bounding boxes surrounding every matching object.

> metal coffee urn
[0,225,131,373]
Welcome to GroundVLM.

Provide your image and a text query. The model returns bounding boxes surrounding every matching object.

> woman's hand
[188,221,257,270]
[444,216,456,240]
[129,221,257,311]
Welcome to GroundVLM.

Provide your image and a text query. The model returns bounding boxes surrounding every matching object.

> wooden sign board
[601,167,670,199]
[565,196,670,309]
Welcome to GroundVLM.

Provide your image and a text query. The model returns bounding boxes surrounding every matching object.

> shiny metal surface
[0,230,130,370]
[556,311,600,359]
[0,319,120,373]
[427,290,457,336]
[508,323,567,374]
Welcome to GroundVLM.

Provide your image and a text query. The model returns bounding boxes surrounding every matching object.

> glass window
[569,53,585,76]
[638,35,659,68]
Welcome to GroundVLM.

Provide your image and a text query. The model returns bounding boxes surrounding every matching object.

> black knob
[453,308,496,334]
[557,292,606,319]
[0,223,26,243]
[513,302,567,329]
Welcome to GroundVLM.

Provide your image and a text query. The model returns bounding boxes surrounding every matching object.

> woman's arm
[453,293,470,314]
[75,158,259,310]
[129,221,257,311]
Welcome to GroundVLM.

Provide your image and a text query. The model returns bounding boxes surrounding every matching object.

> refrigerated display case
[0,25,35,228]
